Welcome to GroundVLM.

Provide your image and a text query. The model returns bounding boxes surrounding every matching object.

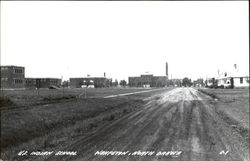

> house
[215,64,249,88]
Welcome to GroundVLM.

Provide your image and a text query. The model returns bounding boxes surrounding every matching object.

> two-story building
[0,66,25,89]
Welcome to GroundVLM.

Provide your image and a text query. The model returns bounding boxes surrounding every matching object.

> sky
[1,1,249,82]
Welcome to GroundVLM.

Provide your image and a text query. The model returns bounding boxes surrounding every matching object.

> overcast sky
[1,2,249,81]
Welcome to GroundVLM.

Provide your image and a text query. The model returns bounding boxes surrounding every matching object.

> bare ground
[1,88,249,161]
[0,88,168,161]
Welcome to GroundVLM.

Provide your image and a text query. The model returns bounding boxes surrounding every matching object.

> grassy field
[0,87,170,160]
[198,88,249,139]
[1,87,155,98]
[0,88,156,108]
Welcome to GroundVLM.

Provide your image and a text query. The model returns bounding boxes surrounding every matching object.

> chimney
[166,62,168,78]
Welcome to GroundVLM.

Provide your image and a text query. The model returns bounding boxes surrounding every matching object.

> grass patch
[198,89,218,99]
[1,87,171,161]
[42,95,75,101]
[0,97,15,108]
[201,88,249,140]
[0,97,145,150]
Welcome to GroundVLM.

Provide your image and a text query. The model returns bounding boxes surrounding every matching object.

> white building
[216,64,249,88]
[231,77,249,88]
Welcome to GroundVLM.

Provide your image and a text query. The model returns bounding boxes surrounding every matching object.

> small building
[129,74,167,87]
[215,64,249,88]
[231,76,249,88]
[208,64,249,88]
[69,77,110,88]
[25,78,61,89]
[216,76,249,88]
[0,65,25,89]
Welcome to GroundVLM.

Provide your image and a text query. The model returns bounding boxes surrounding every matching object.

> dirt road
[42,88,249,161]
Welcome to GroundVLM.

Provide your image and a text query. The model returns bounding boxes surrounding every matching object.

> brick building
[129,74,167,87]
[25,78,61,89]
[70,77,111,88]
[0,66,25,89]
[128,62,168,87]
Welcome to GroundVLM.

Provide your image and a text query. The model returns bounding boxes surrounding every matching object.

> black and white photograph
[0,1,249,161]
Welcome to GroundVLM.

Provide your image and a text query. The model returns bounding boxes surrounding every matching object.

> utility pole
[37,79,40,96]
[61,76,64,96]
[83,80,87,98]
[85,86,87,99]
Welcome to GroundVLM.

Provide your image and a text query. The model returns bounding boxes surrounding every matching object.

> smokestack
[104,72,106,78]
[166,62,168,78]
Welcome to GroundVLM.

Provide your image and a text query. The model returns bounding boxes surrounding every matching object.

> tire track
[34,88,248,161]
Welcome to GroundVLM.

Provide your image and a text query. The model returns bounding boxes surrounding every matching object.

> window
[14,69,23,74]
[26,79,35,84]
[1,78,8,81]
[240,77,243,84]
[14,79,23,84]
[1,67,8,70]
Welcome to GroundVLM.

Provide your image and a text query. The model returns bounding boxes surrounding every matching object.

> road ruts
[38,88,248,161]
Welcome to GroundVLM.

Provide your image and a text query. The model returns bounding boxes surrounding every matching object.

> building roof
[217,65,249,79]
[70,77,107,79]
[25,77,61,80]
[0,65,25,68]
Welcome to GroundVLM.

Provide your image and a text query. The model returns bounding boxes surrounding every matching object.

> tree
[109,78,113,87]
[182,77,192,87]
[112,79,118,87]
[119,80,127,87]
[106,78,112,87]
[62,80,69,88]
[168,79,174,86]
[197,78,205,87]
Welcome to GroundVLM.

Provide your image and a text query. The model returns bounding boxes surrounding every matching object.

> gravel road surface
[41,88,249,161]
